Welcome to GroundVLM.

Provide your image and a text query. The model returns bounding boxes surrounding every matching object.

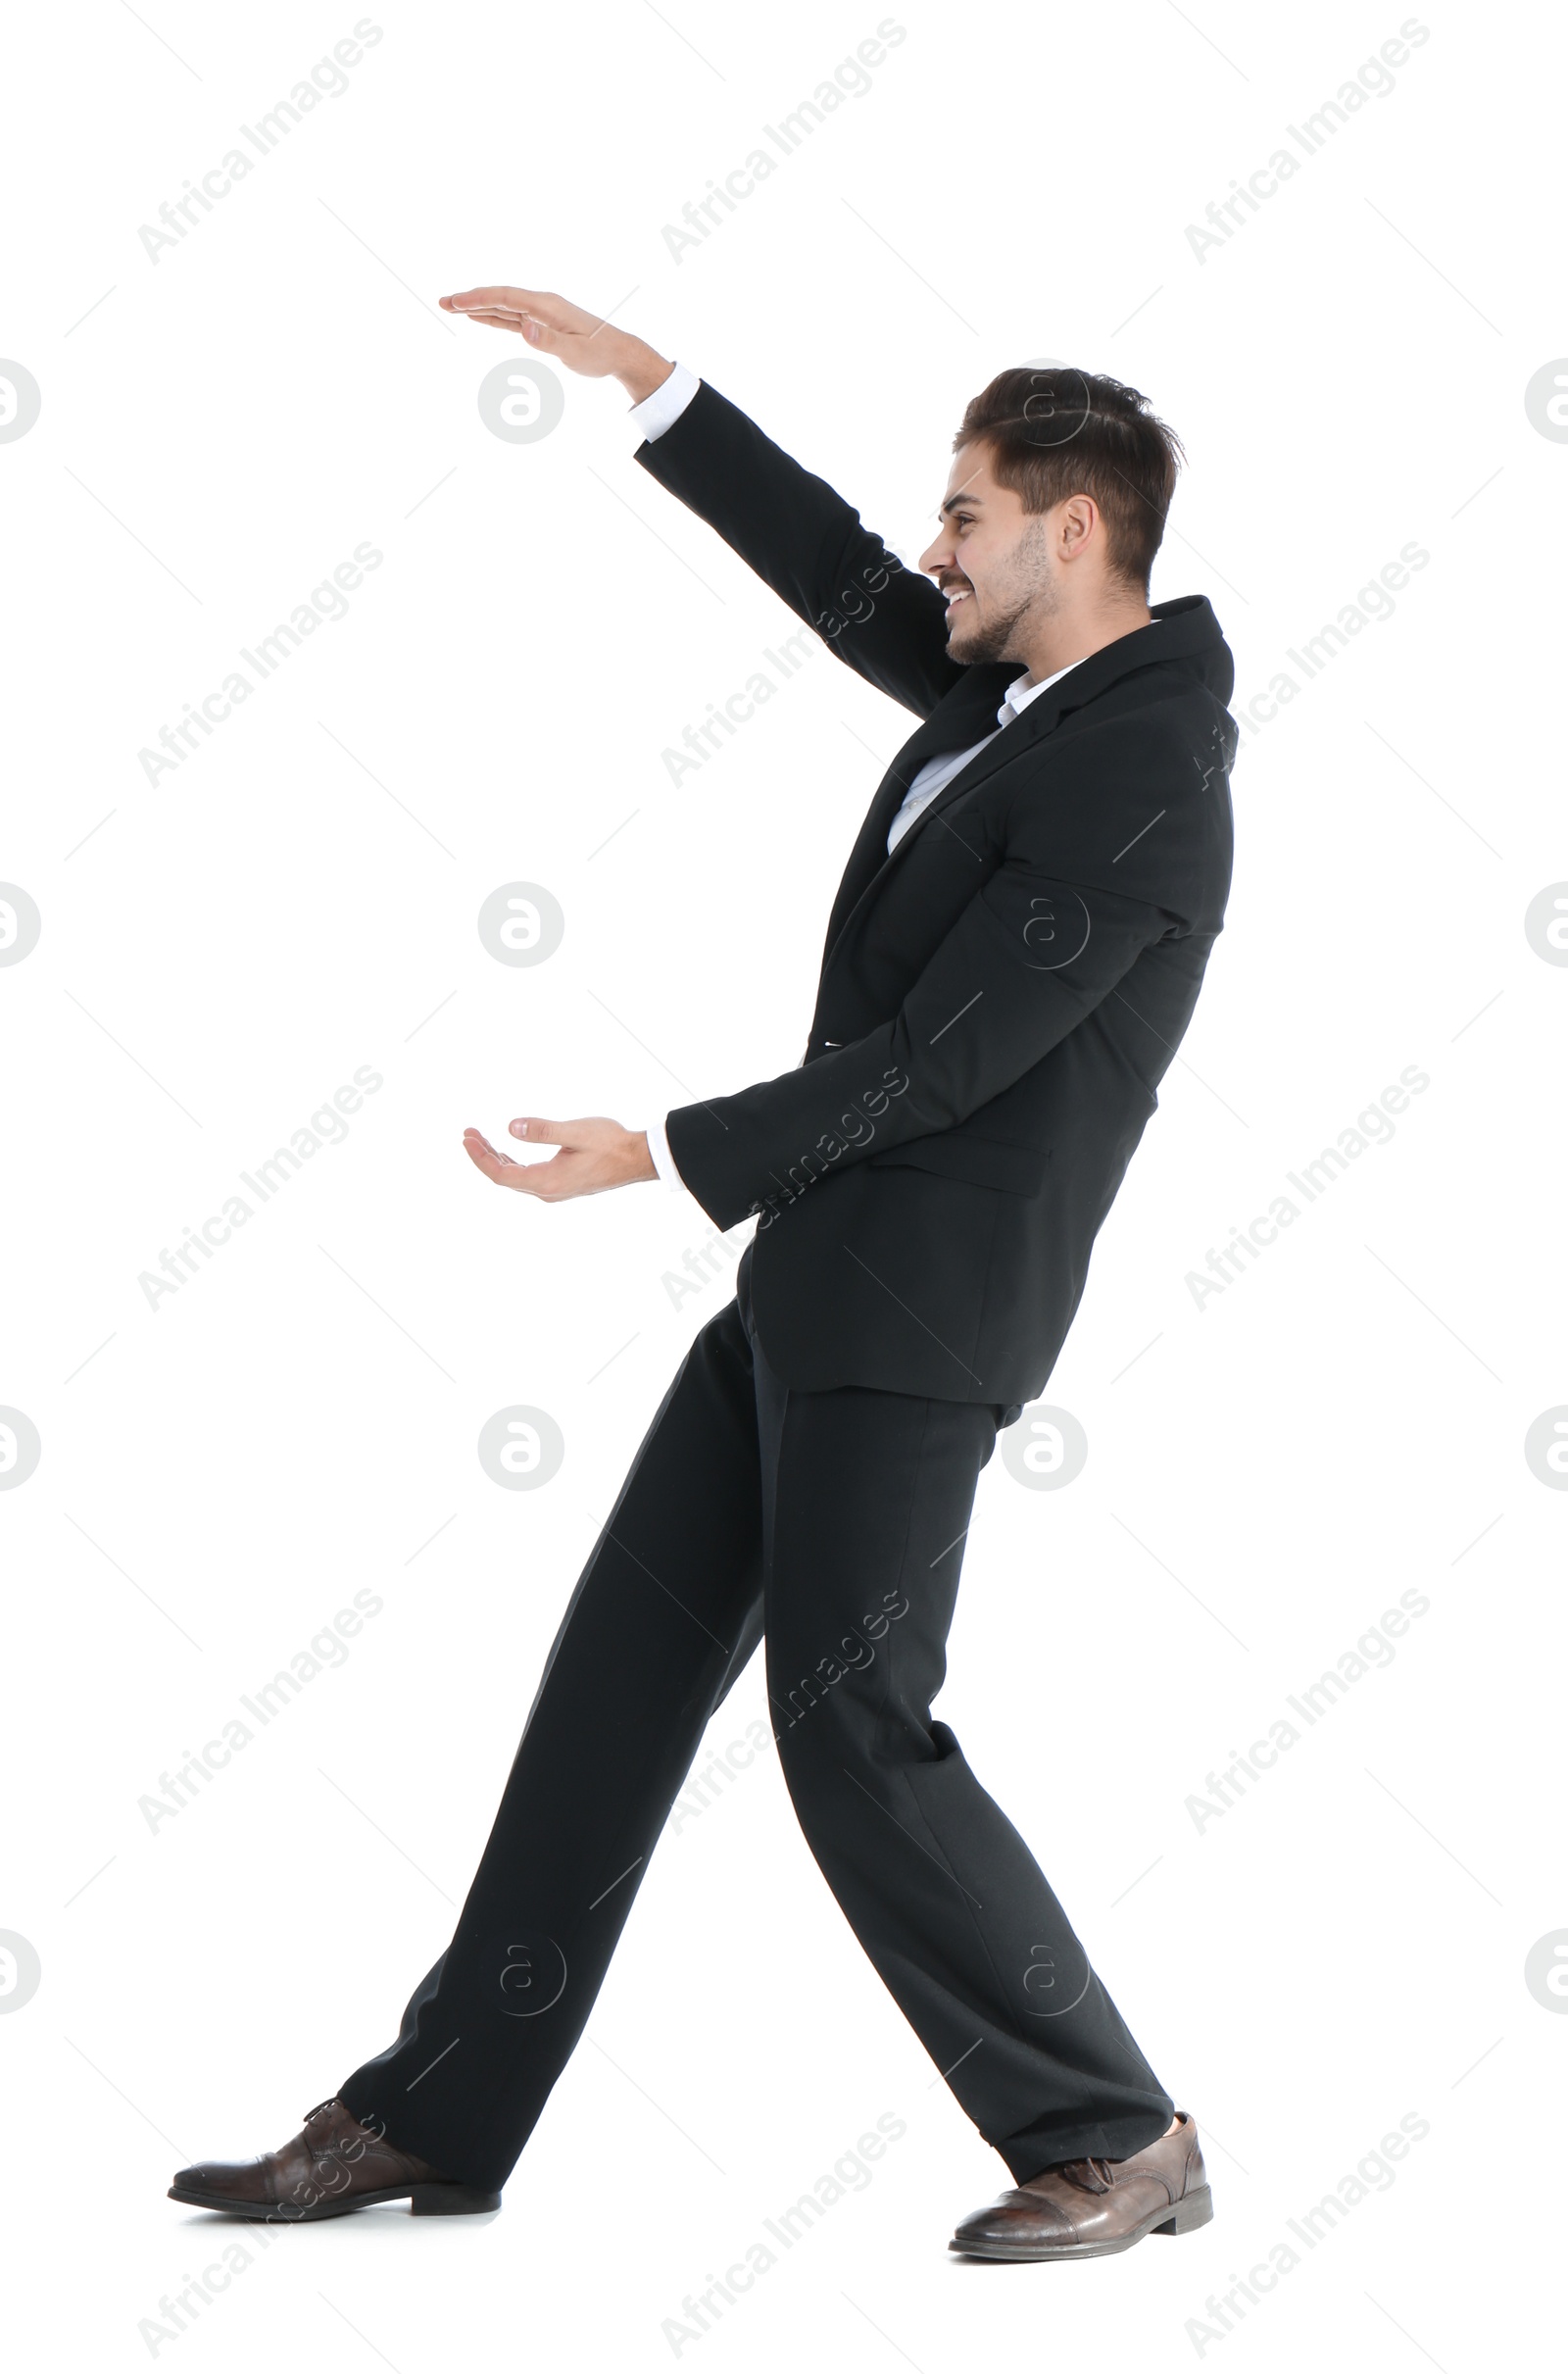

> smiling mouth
[944,586,972,614]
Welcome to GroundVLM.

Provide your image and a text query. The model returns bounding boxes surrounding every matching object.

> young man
[170,288,1235,2261]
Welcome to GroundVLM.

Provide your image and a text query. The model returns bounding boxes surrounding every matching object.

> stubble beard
[948,587,1037,665]
[946,530,1058,664]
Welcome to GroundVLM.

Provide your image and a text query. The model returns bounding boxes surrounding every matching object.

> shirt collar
[997,657,1083,728]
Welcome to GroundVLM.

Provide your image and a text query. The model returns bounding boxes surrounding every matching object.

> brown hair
[954,367,1185,591]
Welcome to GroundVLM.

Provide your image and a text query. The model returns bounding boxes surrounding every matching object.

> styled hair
[954,366,1185,591]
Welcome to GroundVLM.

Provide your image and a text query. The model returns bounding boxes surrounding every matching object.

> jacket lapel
[818,598,1226,977]
[887,601,1219,858]
[818,665,1017,960]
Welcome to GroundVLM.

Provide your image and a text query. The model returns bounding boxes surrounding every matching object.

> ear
[1057,492,1101,561]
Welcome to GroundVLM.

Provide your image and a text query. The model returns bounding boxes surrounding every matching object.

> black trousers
[339,1247,1172,2191]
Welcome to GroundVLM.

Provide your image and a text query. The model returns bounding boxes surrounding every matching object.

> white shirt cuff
[644,1114,686,1194]
[629,361,701,443]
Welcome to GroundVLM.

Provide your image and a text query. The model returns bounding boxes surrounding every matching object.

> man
[170,287,1235,2262]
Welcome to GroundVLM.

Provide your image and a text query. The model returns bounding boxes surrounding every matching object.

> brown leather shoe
[168,2098,500,2220]
[951,2111,1211,2260]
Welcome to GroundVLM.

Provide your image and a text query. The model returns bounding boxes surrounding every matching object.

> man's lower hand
[463,1116,658,1202]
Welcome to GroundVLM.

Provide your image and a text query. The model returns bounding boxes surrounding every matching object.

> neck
[1014,597,1153,687]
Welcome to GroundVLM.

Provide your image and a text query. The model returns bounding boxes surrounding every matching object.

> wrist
[625,1127,658,1183]
[614,341,676,406]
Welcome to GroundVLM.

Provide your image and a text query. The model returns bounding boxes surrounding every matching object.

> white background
[2,0,1563,2365]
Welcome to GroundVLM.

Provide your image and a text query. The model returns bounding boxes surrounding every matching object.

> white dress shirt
[628,366,1086,1199]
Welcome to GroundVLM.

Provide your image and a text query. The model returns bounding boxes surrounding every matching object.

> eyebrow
[939,489,984,518]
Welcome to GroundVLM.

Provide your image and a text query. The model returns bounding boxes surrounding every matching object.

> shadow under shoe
[169,2097,501,2221]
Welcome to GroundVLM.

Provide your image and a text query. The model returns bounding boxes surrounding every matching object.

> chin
[947,618,994,665]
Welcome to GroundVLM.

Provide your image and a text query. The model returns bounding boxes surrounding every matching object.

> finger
[508,1116,572,1146]
[441,287,587,354]
[441,286,564,327]
[467,309,552,350]
[462,1129,512,1177]
[463,1126,529,1176]
[441,285,537,310]
[508,1151,575,1199]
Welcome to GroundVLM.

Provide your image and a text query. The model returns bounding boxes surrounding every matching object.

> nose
[918,527,952,576]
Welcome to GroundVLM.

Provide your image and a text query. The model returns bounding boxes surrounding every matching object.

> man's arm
[436,277,967,1206]
[662,712,1226,1231]
[633,380,962,719]
[440,284,959,720]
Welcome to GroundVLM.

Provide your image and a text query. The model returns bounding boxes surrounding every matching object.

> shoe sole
[167,2181,501,2220]
[950,2182,1213,2261]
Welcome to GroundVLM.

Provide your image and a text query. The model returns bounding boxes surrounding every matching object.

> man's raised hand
[439,286,672,403]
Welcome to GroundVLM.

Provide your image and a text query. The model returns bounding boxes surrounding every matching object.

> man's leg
[753,1339,1173,2182]
[337,1298,765,2194]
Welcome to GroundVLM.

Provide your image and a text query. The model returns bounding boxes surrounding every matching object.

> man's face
[918,441,1063,664]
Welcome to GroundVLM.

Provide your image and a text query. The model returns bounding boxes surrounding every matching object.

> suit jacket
[636,382,1237,1407]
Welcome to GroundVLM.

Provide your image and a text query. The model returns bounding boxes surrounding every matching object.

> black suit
[644,383,1236,1403]
[339,386,1235,2194]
